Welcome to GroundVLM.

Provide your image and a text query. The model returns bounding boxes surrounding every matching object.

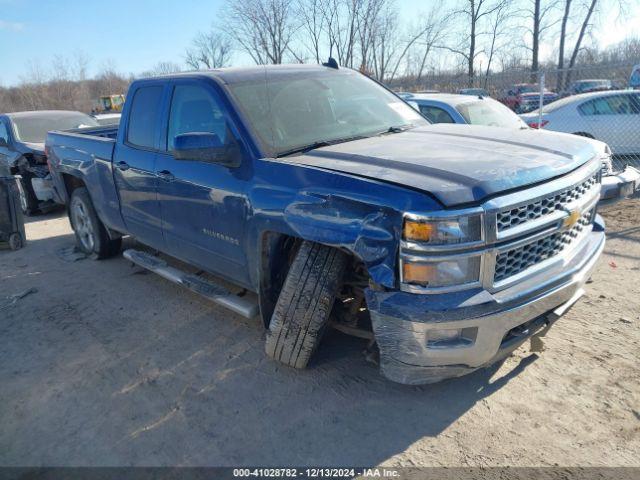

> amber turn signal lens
[402,262,436,286]
[404,220,434,241]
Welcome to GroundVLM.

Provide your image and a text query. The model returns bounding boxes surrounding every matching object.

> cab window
[127,86,164,149]
[0,122,9,144]
[167,84,227,151]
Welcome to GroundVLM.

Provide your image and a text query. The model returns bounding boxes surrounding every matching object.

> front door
[155,81,251,286]
[112,84,166,249]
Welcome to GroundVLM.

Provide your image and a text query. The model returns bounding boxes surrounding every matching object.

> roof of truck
[140,64,349,85]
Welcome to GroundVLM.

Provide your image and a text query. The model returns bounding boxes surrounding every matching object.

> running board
[123,249,259,319]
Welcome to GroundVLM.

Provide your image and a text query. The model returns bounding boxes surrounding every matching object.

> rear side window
[127,86,164,149]
[579,94,640,116]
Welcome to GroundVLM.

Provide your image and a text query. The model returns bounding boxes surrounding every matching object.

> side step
[123,249,259,319]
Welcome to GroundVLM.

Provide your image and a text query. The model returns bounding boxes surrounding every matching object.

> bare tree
[440,0,511,87]
[525,0,559,79]
[297,0,326,63]
[370,5,400,82]
[185,30,233,69]
[222,0,299,64]
[556,0,572,89]
[557,0,599,89]
[484,0,511,86]
[387,6,449,83]
[142,61,183,77]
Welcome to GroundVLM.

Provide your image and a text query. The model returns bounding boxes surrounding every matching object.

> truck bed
[47,125,118,164]
[46,125,124,233]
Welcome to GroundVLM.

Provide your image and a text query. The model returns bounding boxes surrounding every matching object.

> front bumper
[600,166,640,206]
[365,215,605,385]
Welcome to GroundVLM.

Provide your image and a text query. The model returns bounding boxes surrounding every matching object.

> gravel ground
[0,200,638,467]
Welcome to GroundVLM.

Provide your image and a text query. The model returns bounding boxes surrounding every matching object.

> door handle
[115,161,130,171]
[157,169,175,182]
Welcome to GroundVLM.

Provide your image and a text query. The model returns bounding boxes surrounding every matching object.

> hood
[285,124,598,206]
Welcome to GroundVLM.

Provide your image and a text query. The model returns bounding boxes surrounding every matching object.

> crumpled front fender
[283,190,402,288]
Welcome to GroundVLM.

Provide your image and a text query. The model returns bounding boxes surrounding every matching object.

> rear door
[113,83,168,248]
[154,79,252,286]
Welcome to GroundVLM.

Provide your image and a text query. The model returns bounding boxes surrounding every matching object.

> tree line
[1,0,638,113]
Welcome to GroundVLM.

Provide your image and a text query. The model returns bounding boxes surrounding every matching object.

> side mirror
[172,132,240,167]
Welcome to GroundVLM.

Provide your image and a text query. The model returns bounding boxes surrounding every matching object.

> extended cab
[47,65,605,385]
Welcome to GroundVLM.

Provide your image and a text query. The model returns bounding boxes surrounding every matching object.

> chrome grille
[496,173,598,232]
[494,210,594,283]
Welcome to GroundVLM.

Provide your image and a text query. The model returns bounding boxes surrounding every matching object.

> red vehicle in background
[500,83,558,113]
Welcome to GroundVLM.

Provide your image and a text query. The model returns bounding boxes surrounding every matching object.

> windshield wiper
[276,135,369,157]
[380,124,415,134]
[276,125,415,158]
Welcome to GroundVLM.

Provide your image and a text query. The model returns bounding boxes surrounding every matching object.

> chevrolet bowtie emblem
[563,209,581,228]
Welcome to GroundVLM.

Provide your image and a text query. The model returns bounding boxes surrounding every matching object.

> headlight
[402,256,481,288]
[403,215,482,244]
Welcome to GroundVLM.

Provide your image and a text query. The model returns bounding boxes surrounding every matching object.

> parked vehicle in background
[500,83,558,113]
[47,65,606,385]
[407,93,527,128]
[92,113,121,125]
[631,64,640,89]
[520,90,640,156]
[92,94,125,114]
[407,93,637,203]
[566,79,612,96]
[458,88,489,97]
[0,110,99,214]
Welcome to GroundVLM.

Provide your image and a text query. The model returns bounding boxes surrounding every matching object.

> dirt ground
[0,199,639,467]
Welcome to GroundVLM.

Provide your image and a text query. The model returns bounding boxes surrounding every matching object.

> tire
[69,187,121,259]
[265,241,347,369]
[8,233,23,250]
[16,175,39,216]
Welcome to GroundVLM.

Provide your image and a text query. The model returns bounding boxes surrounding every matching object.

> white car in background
[519,90,640,156]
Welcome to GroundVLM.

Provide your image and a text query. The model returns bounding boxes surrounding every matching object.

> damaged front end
[14,151,58,214]
[361,159,605,385]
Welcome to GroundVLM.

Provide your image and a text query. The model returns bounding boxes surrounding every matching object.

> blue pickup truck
[46,64,605,385]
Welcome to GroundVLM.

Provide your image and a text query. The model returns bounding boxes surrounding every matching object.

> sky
[0,0,638,87]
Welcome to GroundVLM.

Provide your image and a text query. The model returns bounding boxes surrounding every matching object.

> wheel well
[258,232,301,328]
[61,174,85,202]
[573,132,595,139]
[258,232,363,328]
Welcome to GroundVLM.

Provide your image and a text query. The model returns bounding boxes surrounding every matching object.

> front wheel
[265,241,347,369]
[69,187,121,259]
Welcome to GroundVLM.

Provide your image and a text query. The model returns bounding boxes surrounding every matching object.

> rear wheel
[69,187,121,259]
[265,241,347,369]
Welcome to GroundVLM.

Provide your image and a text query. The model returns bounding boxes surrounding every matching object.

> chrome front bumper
[365,215,605,385]
[600,166,640,205]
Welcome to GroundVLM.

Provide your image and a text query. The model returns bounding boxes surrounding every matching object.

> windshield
[456,99,527,129]
[12,113,98,143]
[227,69,427,156]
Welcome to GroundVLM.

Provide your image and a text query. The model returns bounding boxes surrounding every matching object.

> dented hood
[286,124,597,206]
